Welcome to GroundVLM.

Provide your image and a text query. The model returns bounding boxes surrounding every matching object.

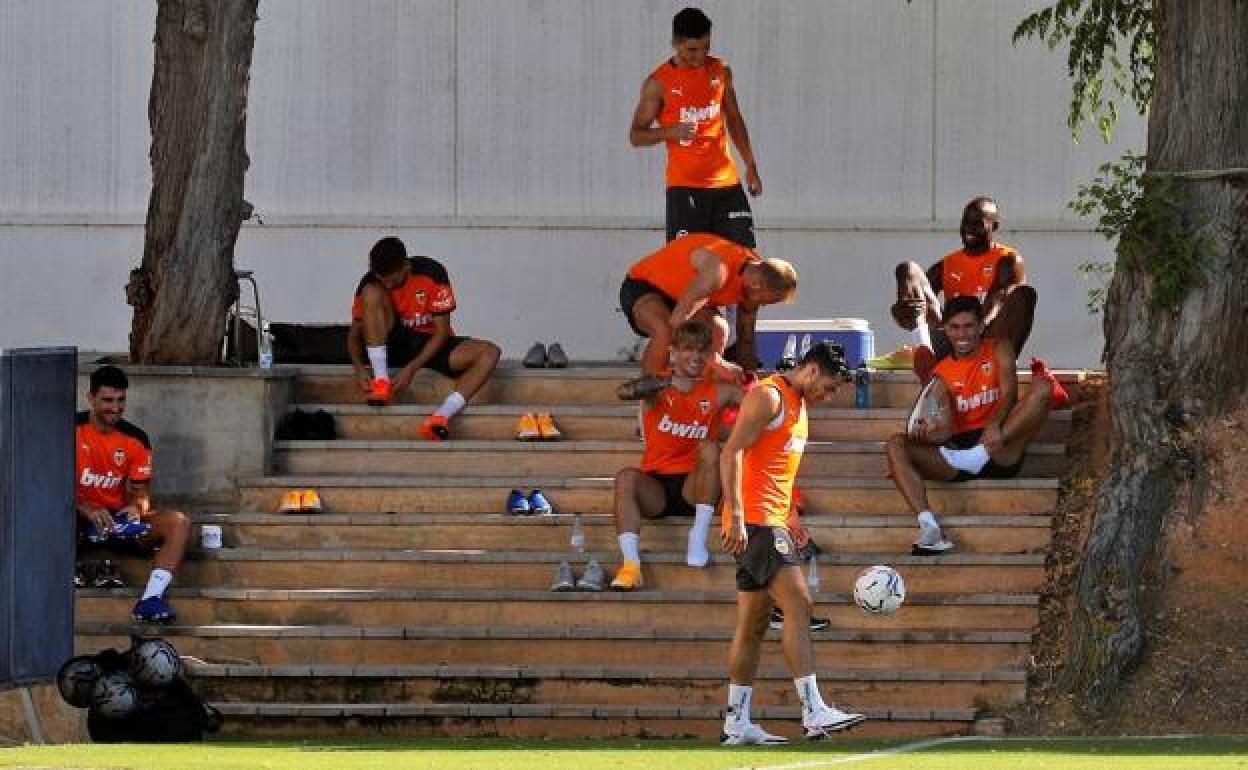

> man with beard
[889,196,1037,382]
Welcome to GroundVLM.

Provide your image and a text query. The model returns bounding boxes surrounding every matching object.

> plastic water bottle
[806,554,820,593]
[854,361,870,409]
[570,513,586,554]
[778,334,798,370]
[258,323,274,371]
[798,333,812,360]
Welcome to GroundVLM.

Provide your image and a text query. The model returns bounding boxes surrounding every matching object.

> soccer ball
[57,656,105,708]
[853,565,905,615]
[91,671,140,718]
[129,638,182,687]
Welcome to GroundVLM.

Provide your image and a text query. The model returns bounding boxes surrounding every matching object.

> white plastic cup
[200,524,223,550]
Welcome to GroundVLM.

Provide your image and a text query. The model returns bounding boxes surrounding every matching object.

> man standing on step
[885,296,1068,555]
[76,366,191,623]
[347,236,501,441]
[629,7,762,249]
[889,196,1037,383]
[720,342,865,743]
[620,232,796,382]
[610,321,740,590]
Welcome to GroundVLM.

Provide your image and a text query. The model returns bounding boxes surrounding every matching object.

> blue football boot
[506,489,532,515]
[528,489,553,516]
[132,595,177,624]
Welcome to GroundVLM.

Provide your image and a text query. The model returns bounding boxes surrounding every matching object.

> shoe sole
[768,621,831,632]
[805,714,867,739]
[720,733,789,746]
[550,584,575,592]
[609,582,641,591]
[911,544,956,556]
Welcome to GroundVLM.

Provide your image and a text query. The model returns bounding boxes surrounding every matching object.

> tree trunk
[128,0,258,364]
[1064,0,1248,713]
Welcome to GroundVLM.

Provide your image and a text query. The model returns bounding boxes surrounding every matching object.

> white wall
[0,0,1141,366]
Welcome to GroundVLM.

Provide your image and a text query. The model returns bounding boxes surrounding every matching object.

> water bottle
[258,322,274,371]
[570,513,586,554]
[798,333,812,360]
[778,334,798,370]
[806,554,820,593]
[854,361,870,409]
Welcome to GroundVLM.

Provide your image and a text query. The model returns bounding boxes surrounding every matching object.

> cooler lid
[755,318,871,332]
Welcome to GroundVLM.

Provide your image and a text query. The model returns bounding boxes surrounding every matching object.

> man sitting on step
[76,365,191,623]
[610,321,741,590]
[890,196,1037,383]
[619,232,797,381]
[885,296,1068,555]
[347,236,501,440]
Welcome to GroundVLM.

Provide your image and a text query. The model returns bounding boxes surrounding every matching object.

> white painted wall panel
[933,0,1145,222]
[0,0,152,216]
[246,0,456,218]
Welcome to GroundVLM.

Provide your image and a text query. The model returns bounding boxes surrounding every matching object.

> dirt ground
[1008,377,1248,734]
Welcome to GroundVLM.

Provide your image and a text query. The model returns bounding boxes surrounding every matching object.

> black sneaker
[770,607,830,632]
[92,559,125,589]
[74,560,92,589]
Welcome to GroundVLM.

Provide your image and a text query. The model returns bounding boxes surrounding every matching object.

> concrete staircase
[74,364,1078,739]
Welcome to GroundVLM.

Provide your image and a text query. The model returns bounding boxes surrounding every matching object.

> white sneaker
[686,527,710,567]
[802,706,866,738]
[720,720,789,745]
[911,524,955,555]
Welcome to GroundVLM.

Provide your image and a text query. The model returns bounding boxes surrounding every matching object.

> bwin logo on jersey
[80,468,124,490]
[679,103,720,124]
[657,414,709,440]
[956,388,1000,413]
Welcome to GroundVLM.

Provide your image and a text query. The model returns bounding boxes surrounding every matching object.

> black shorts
[644,472,694,518]
[735,525,801,592]
[666,185,756,247]
[619,277,675,338]
[946,429,1023,482]
[386,322,469,378]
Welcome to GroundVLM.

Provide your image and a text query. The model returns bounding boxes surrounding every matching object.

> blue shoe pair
[507,489,553,516]
[132,595,176,623]
[83,512,151,543]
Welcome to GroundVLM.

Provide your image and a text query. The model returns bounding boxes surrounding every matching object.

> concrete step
[76,588,1039,631]
[207,701,977,739]
[100,549,1046,593]
[191,512,1053,554]
[76,624,1030,670]
[291,364,1085,409]
[239,476,1060,515]
[186,663,1025,712]
[301,403,1074,443]
[271,439,1067,478]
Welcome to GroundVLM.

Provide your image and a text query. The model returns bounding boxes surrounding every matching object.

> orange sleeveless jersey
[75,412,152,512]
[740,375,808,528]
[940,242,1018,302]
[650,56,740,189]
[640,377,721,475]
[933,338,1004,435]
[627,233,758,307]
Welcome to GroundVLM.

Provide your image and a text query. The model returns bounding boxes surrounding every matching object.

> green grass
[1,736,1246,770]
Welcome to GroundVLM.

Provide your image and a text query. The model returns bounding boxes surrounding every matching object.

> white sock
[142,568,173,600]
[938,443,991,473]
[794,674,828,714]
[366,346,389,381]
[618,532,641,563]
[686,504,714,566]
[726,684,753,725]
[917,510,939,531]
[434,391,466,419]
[912,322,932,350]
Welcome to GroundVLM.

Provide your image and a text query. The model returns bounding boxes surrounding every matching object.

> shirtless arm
[982,252,1026,326]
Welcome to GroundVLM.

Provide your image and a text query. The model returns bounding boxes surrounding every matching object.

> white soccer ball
[129,638,182,688]
[853,565,905,615]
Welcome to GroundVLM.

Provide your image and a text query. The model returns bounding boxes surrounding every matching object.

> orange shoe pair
[515,413,562,441]
[278,489,323,514]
